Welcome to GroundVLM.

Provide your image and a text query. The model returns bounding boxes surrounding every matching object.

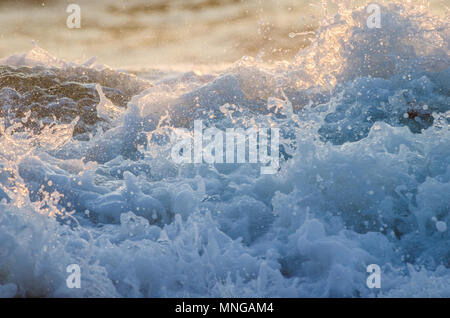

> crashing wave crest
[0,1,449,297]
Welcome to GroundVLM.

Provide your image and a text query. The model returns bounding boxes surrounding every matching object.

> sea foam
[0,2,449,297]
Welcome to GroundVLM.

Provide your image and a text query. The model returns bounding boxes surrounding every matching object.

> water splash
[0,1,449,297]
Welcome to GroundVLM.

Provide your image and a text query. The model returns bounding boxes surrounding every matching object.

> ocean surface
[0,0,446,69]
[0,1,449,297]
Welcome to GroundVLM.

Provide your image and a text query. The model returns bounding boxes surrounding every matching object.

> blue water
[0,2,449,297]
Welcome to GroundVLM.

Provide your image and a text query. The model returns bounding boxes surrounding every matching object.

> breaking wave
[0,2,449,297]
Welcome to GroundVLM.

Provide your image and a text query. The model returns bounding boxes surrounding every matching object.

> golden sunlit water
[0,0,446,70]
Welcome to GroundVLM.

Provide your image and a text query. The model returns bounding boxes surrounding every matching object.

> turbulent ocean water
[0,2,449,297]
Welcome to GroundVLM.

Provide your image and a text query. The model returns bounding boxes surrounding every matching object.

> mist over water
[0,1,449,297]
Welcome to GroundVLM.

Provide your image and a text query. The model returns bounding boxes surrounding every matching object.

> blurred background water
[0,0,446,71]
